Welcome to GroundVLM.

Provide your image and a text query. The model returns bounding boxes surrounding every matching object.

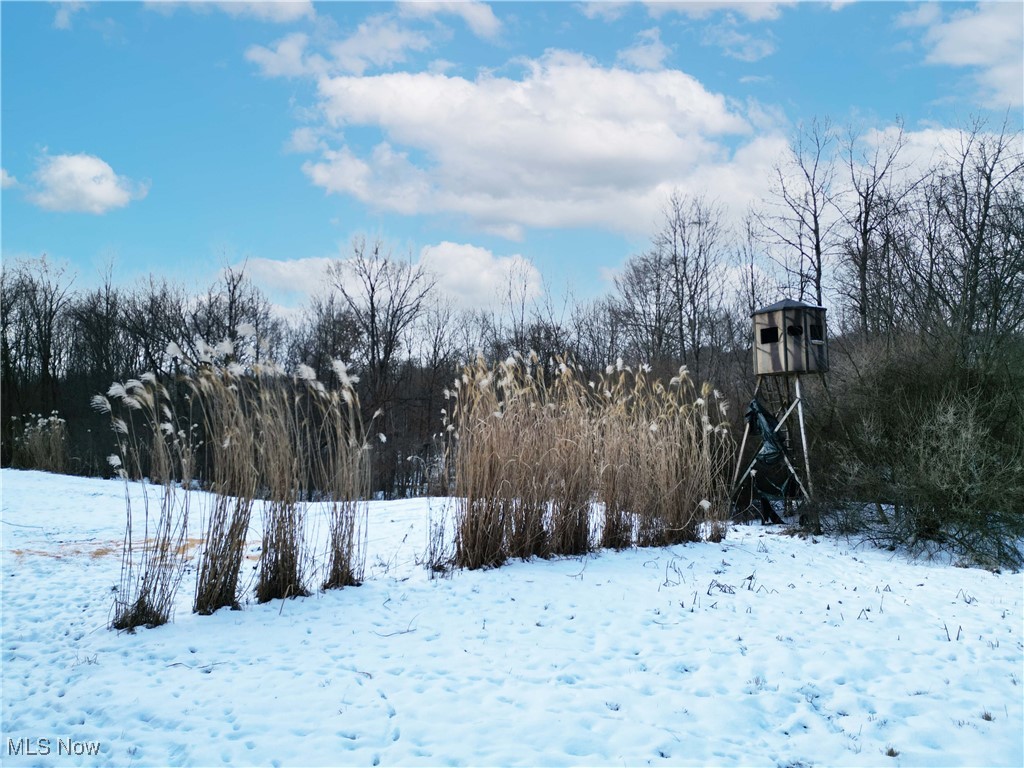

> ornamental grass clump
[312,361,370,590]
[497,354,553,561]
[100,331,372,626]
[10,411,68,474]
[188,362,258,615]
[93,374,194,631]
[183,345,370,607]
[448,356,513,570]
[447,355,734,570]
[623,370,732,546]
[545,361,597,556]
[253,370,311,603]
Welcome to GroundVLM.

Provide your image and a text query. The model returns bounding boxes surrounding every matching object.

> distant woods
[3,118,1023,526]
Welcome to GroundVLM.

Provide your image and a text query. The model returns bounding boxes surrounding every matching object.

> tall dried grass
[253,373,311,603]
[189,355,370,606]
[93,375,193,630]
[446,355,733,570]
[100,337,370,626]
[10,411,68,474]
[312,361,369,590]
[593,367,733,547]
[189,364,258,614]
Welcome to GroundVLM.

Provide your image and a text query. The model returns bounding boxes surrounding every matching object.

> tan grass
[447,355,734,569]
[253,373,310,603]
[11,412,67,474]
[95,375,193,630]
[101,340,371,624]
[188,365,259,614]
[307,369,370,590]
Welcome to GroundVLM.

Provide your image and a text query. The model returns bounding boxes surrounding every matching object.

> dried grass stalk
[96,377,193,630]
[447,355,733,569]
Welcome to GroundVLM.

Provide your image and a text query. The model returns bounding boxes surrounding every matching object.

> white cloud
[578,2,632,22]
[895,3,942,30]
[215,1,315,23]
[419,242,542,309]
[1,168,18,189]
[302,49,761,236]
[242,243,541,313]
[243,256,337,303]
[329,15,433,75]
[686,133,789,207]
[582,1,793,23]
[617,27,671,71]
[246,32,326,77]
[53,2,86,30]
[247,17,433,78]
[28,154,148,214]
[703,17,775,61]
[285,126,326,154]
[902,3,1023,108]
[859,125,995,183]
[848,124,1024,207]
[645,2,793,22]
[399,1,502,40]
[144,1,314,23]
[428,58,457,75]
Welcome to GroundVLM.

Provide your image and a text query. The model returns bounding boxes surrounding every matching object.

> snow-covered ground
[2,469,1021,767]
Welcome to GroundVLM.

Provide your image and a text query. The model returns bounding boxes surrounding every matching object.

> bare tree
[67,267,139,386]
[568,296,622,373]
[659,191,727,382]
[12,256,75,411]
[760,117,840,306]
[936,118,1024,365]
[840,121,914,338]
[1,266,26,418]
[890,119,1024,366]
[188,266,285,364]
[121,277,190,377]
[612,247,675,371]
[287,293,363,383]
[329,238,436,418]
[733,210,774,317]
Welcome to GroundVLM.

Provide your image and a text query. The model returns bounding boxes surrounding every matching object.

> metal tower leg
[794,375,813,499]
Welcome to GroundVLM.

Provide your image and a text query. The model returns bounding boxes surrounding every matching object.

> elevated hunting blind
[752,299,828,376]
[733,299,829,525]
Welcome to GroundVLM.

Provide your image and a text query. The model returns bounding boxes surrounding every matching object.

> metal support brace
[731,374,812,505]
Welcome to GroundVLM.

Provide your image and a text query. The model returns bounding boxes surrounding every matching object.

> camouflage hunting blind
[752,299,828,376]
[732,298,829,525]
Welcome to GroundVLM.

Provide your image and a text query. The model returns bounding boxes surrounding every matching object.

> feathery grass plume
[310,362,370,591]
[595,371,639,550]
[254,368,311,603]
[188,360,259,615]
[449,355,734,571]
[498,355,550,560]
[450,354,595,566]
[183,342,372,610]
[606,368,733,547]
[10,411,67,473]
[546,360,596,556]
[450,355,511,569]
[95,375,193,631]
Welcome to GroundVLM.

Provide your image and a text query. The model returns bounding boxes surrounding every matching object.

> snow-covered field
[2,469,1021,767]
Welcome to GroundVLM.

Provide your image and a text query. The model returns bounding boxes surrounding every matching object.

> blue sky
[2,1,1022,313]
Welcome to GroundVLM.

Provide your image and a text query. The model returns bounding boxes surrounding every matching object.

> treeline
[3,118,1023,562]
